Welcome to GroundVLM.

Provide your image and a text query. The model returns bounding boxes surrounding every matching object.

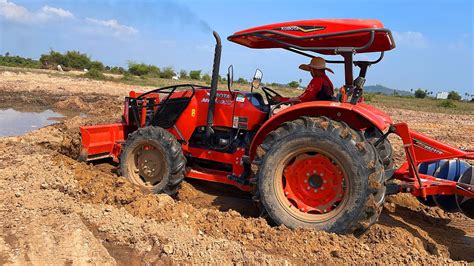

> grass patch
[82,69,106,80]
[437,99,457,108]
[368,94,473,115]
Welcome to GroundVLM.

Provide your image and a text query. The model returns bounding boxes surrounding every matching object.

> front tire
[120,126,186,195]
[254,117,385,235]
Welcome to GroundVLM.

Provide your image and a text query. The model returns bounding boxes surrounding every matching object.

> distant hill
[364,84,412,96]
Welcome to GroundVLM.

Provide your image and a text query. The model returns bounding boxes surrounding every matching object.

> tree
[202,74,211,83]
[5,52,9,57]
[65,50,91,69]
[128,63,160,76]
[189,70,201,80]
[160,67,175,79]
[179,70,188,79]
[447,90,461,101]
[89,60,104,71]
[414,88,427,99]
[237,77,248,84]
[40,50,68,68]
[288,81,299,88]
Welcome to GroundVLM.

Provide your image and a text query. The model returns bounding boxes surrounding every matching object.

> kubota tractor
[80,19,473,234]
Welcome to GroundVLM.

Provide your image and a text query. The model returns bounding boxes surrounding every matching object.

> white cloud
[393,31,427,47]
[0,0,74,23]
[86,18,138,36]
[41,6,74,19]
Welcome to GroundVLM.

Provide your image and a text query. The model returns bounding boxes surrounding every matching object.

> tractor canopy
[228,19,395,55]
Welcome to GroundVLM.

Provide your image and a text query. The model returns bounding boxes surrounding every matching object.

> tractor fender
[249,101,392,161]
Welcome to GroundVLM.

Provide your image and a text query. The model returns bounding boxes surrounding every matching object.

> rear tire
[253,117,385,235]
[365,127,395,181]
[120,126,186,195]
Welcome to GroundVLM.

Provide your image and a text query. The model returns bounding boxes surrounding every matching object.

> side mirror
[227,65,233,90]
[251,69,263,92]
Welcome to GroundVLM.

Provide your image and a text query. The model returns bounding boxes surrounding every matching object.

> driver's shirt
[281,75,334,102]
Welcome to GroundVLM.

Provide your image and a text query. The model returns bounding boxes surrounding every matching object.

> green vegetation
[179,69,188,79]
[82,69,106,80]
[414,89,427,99]
[288,81,299,88]
[0,53,41,68]
[368,93,473,115]
[128,63,160,77]
[160,67,175,79]
[237,77,248,84]
[438,99,457,108]
[189,70,201,80]
[39,50,104,71]
[202,73,211,84]
[447,91,461,101]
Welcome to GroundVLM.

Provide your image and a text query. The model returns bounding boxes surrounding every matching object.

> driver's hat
[299,57,334,74]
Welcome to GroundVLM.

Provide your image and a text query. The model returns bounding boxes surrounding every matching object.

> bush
[179,70,188,79]
[438,99,456,108]
[364,93,375,102]
[39,50,104,71]
[65,51,91,69]
[202,74,211,84]
[447,91,461,101]
[109,66,126,74]
[0,54,41,68]
[40,50,67,68]
[83,69,105,80]
[189,70,201,80]
[89,60,104,71]
[128,63,160,77]
[414,89,427,98]
[160,67,175,79]
[288,81,299,88]
[237,77,248,84]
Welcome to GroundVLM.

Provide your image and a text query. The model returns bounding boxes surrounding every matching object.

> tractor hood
[228,19,395,55]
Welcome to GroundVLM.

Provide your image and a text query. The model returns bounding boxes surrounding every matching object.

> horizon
[0,0,472,95]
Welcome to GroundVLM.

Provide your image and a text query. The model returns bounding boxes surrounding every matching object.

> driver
[272,57,334,103]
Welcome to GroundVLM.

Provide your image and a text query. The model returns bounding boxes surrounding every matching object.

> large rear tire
[120,126,186,195]
[364,127,395,181]
[253,117,385,235]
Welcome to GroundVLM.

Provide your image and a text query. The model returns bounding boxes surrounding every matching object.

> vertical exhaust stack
[206,31,222,138]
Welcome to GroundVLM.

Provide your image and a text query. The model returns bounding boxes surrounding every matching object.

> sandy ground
[0,70,473,264]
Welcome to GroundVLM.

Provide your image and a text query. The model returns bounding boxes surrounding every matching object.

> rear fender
[248,101,392,161]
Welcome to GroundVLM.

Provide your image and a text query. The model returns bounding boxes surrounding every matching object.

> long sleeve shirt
[280,75,334,102]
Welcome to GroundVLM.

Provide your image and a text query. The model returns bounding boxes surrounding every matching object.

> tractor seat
[247,92,269,112]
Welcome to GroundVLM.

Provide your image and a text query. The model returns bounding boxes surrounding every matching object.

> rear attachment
[418,159,473,218]
[79,123,126,162]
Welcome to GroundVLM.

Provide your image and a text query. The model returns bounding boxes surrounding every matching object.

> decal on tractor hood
[274,25,326,32]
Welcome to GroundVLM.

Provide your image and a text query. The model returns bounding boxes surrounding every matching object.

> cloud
[0,0,74,23]
[41,6,74,19]
[86,17,138,36]
[393,31,427,47]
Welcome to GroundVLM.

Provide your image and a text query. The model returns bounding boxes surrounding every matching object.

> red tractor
[80,19,473,234]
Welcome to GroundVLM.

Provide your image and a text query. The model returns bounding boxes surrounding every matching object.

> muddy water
[0,108,65,136]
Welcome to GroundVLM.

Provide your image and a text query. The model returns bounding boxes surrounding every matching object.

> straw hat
[299,57,334,74]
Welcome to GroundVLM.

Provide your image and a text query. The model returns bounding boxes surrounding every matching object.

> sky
[0,0,472,95]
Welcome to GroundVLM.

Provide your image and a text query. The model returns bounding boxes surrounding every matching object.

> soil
[0,70,473,264]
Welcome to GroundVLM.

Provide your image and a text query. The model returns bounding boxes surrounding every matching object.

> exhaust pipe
[206,31,222,138]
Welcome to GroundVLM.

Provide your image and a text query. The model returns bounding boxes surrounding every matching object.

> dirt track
[0,70,473,264]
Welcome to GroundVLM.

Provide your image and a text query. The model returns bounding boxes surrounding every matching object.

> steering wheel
[262,86,284,105]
